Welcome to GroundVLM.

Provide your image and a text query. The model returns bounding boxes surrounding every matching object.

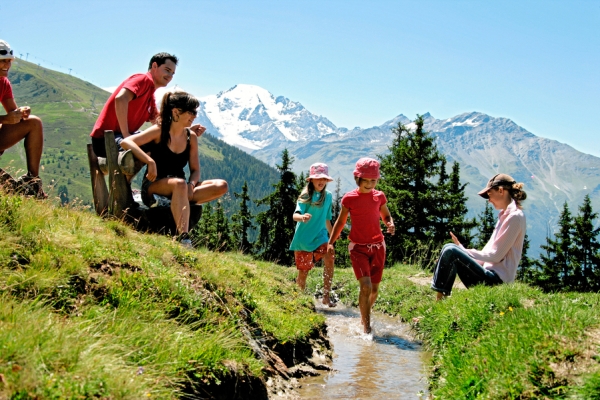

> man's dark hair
[148,52,178,70]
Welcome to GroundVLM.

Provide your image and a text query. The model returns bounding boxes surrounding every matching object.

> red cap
[353,157,380,179]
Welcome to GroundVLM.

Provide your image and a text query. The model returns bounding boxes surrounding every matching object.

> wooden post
[86,144,108,215]
[104,131,130,218]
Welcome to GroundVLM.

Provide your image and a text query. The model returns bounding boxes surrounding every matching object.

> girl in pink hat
[289,163,336,307]
[328,158,395,333]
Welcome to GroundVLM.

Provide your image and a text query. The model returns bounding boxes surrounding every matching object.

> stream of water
[294,303,428,399]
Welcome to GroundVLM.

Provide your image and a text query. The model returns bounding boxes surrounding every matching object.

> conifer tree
[193,202,215,248]
[572,195,600,291]
[212,201,233,252]
[517,234,537,283]
[255,149,299,265]
[297,171,306,193]
[439,161,476,246]
[231,181,254,253]
[378,115,446,262]
[536,202,576,291]
[473,202,495,248]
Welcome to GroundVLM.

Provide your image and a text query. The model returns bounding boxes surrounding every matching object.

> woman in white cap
[289,162,336,307]
[431,173,527,300]
[0,39,46,198]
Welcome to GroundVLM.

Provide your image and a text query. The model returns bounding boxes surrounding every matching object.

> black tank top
[149,129,191,179]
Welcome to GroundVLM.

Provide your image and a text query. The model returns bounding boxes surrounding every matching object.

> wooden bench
[86,130,201,235]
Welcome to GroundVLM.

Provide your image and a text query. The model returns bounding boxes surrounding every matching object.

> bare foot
[364,325,372,334]
[322,296,337,307]
[436,292,445,301]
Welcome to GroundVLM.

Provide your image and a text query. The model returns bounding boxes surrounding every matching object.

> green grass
[0,191,324,398]
[305,264,600,399]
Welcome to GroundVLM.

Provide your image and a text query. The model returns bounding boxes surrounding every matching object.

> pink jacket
[461,200,526,283]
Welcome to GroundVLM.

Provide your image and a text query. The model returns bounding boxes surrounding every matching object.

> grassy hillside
[0,190,328,398]
[1,59,279,211]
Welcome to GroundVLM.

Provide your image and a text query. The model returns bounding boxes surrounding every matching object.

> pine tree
[473,202,495,248]
[440,161,476,246]
[231,181,254,253]
[378,115,447,263]
[255,149,299,265]
[297,171,306,193]
[517,234,537,284]
[192,202,215,249]
[572,195,600,291]
[537,202,576,291]
[212,201,233,252]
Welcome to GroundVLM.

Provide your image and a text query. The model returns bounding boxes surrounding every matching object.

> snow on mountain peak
[197,84,338,149]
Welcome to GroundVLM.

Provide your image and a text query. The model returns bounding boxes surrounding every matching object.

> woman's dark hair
[158,91,199,144]
[298,180,327,207]
[494,182,527,208]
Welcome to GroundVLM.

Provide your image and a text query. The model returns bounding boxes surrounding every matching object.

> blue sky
[1,0,598,155]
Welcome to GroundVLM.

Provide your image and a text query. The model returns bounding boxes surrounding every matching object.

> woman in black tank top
[121,92,228,246]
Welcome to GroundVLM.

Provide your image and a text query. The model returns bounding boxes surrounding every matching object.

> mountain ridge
[196,85,600,255]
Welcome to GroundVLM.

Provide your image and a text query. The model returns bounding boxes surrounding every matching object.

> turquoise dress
[289,191,333,252]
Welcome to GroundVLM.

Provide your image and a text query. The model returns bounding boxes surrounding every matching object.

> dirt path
[406,271,466,290]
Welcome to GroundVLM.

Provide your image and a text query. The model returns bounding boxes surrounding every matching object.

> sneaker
[150,194,171,208]
[178,232,194,249]
[16,174,48,199]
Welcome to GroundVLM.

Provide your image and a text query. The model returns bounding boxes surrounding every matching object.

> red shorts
[349,241,386,284]
[294,243,328,271]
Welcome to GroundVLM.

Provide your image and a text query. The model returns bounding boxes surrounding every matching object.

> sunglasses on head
[0,50,13,56]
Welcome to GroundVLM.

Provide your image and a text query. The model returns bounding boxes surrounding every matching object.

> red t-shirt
[0,77,14,111]
[90,72,158,138]
[341,188,387,244]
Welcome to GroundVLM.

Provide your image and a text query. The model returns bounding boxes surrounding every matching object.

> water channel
[291,303,428,399]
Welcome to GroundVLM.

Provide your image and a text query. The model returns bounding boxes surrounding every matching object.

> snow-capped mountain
[196,85,600,255]
[197,84,338,150]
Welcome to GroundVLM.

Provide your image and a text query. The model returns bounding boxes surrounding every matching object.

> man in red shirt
[0,40,46,199]
[90,52,178,158]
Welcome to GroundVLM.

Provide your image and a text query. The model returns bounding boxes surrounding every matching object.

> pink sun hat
[353,157,380,179]
[307,163,334,182]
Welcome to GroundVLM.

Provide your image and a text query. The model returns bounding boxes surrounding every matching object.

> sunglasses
[184,109,198,117]
[0,49,13,56]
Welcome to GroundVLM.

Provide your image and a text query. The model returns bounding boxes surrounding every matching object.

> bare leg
[148,177,190,235]
[369,282,380,310]
[0,116,44,176]
[191,179,228,204]
[296,270,309,291]
[358,276,373,333]
[322,251,335,306]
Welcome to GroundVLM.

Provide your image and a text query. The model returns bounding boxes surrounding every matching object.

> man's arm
[114,88,135,137]
[0,98,22,124]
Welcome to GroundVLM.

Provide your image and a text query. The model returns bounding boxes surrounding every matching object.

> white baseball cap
[0,40,15,60]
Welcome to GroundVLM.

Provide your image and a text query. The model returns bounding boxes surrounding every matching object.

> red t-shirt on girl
[341,188,387,244]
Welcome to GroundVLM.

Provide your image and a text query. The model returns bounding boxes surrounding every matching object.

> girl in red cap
[289,163,336,307]
[328,158,395,333]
